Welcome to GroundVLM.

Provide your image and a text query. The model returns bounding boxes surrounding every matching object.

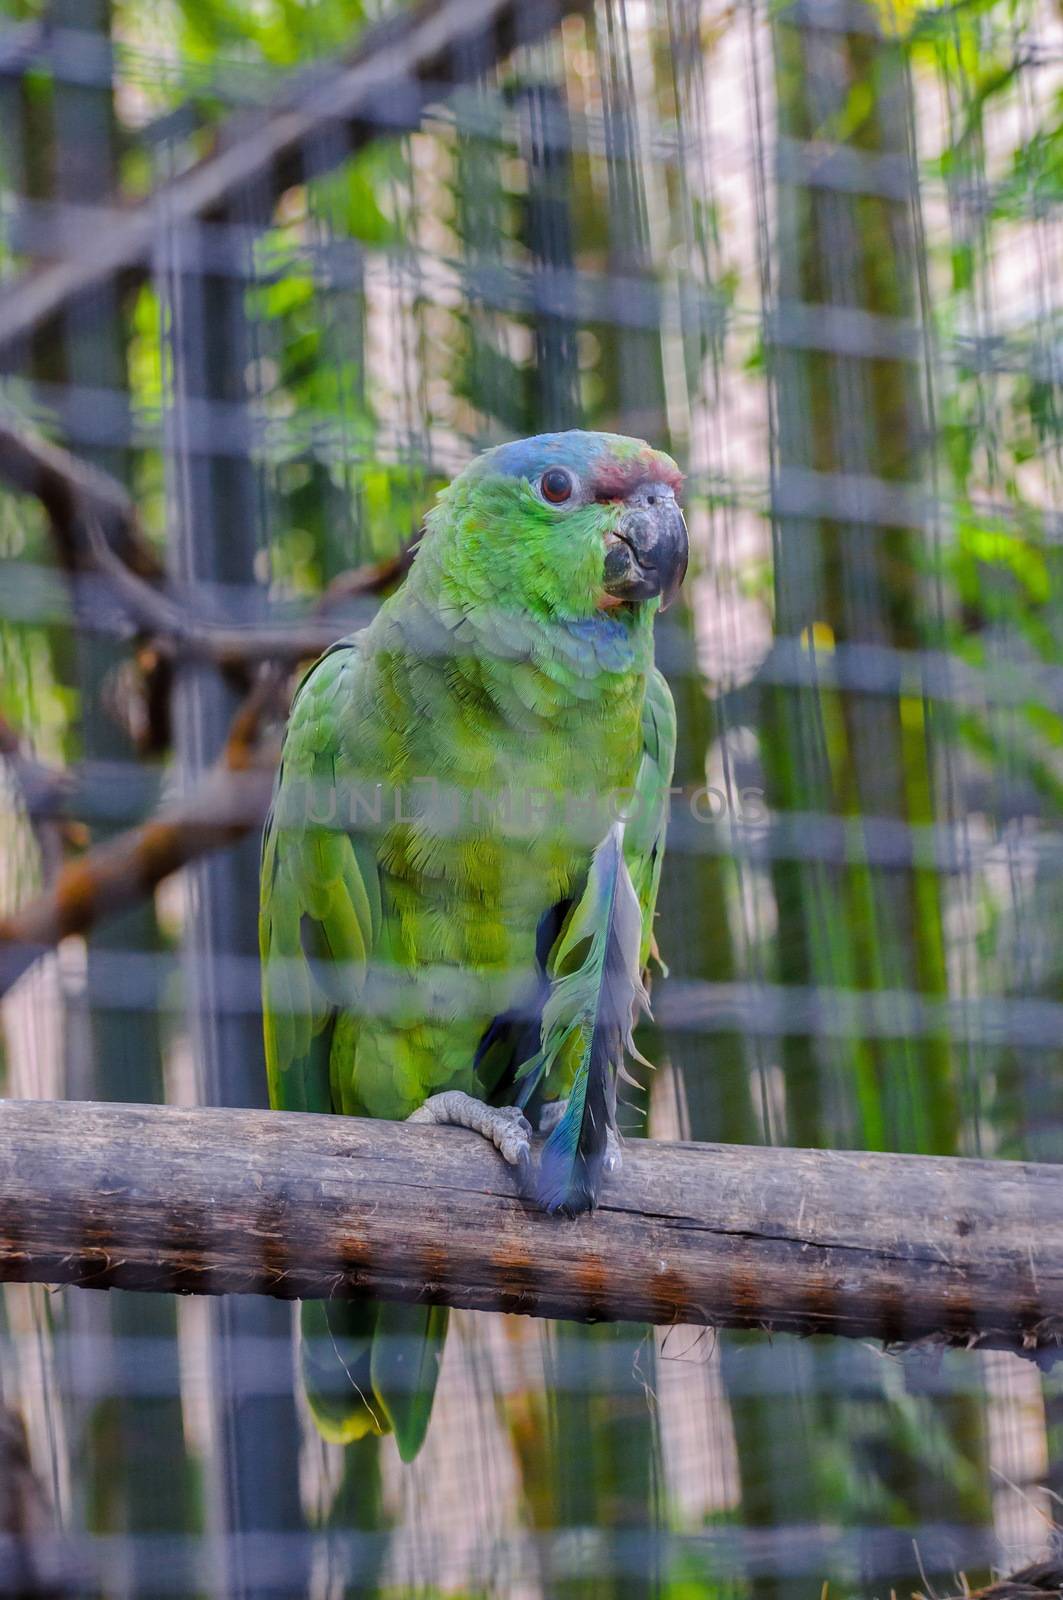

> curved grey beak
[602,497,689,610]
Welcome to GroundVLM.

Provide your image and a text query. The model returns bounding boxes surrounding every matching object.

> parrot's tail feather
[371,1301,449,1463]
[536,1022,617,1215]
[534,823,649,1216]
[298,1298,448,1461]
[300,1300,386,1444]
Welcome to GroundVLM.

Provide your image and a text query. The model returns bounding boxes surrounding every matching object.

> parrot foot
[538,1099,623,1174]
[408,1092,533,1175]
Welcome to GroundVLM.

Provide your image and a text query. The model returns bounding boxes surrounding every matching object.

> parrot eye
[540,468,574,505]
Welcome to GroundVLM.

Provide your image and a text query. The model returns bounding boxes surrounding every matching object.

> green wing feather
[260,641,446,1456]
[371,1301,450,1463]
[531,822,650,1213]
[626,665,677,970]
[260,640,380,1115]
[525,667,677,1214]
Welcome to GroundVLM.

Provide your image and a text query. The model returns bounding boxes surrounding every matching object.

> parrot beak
[602,491,689,611]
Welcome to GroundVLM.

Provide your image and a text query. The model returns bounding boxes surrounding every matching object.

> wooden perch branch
[0,1098,1059,1357]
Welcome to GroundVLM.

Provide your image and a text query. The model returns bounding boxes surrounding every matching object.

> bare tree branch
[0,670,281,997]
[0,402,421,995]
[0,416,409,660]
[0,417,163,581]
[0,567,410,992]
[0,0,573,357]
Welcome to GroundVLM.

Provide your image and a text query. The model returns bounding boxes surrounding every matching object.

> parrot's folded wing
[259,640,382,1116]
[262,643,414,1447]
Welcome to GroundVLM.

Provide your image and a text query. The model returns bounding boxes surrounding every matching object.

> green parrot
[260,430,687,1459]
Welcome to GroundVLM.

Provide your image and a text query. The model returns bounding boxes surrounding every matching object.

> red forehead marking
[590,451,684,500]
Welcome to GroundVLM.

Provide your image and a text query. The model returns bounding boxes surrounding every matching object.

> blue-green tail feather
[533,823,650,1216]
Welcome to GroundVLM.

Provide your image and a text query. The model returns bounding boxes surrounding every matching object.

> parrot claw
[603,1127,624,1174]
[538,1099,623,1173]
[408,1091,533,1171]
[513,1142,533,1189]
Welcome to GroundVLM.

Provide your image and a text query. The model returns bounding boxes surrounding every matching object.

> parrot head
[426,430,688,621]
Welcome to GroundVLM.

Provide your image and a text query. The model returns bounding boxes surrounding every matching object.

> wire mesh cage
[0,0,1061,1594]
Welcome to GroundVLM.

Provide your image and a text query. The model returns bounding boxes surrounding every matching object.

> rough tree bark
[0,1098,1056,1355]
